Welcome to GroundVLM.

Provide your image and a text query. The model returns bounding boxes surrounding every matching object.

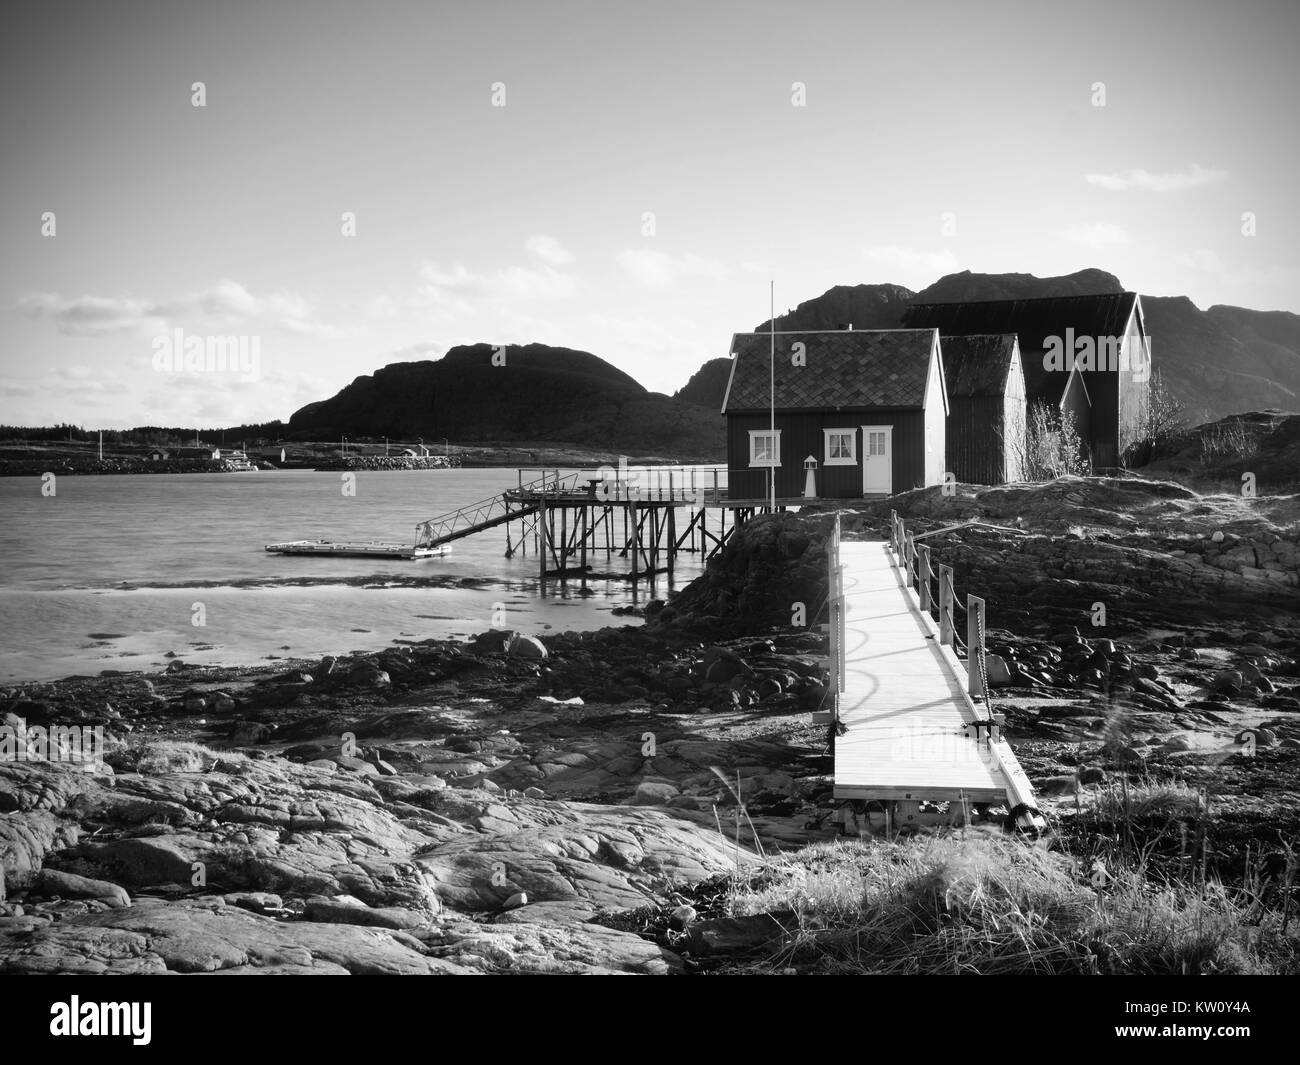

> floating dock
[264,539,451,560]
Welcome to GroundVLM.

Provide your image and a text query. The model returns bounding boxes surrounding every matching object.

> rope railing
[889,509,997,734]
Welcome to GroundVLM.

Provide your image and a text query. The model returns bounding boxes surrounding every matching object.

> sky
[2,0,1297,429]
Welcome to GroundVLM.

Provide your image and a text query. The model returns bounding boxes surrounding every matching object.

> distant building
[721,328,948,499]
[152,446,219,461]
[903,293,1150,468]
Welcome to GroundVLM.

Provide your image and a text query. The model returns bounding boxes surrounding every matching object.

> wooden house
[720,328,948,499]
[940,335,1028,484]
[902,292,1150,468]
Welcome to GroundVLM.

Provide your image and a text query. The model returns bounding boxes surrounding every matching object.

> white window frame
[823,428,857,466]
[748,429,782,467]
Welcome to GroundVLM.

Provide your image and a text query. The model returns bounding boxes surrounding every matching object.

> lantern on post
[803,455,818,499]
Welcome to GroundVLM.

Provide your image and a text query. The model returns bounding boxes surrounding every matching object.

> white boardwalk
[833,540,1034,806]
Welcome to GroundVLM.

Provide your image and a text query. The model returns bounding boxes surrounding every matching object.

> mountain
[673,358,733,410]
[288,343,724,458]
[911,268,1126,304]
[673,269,1299,422]
[752,283,914,333]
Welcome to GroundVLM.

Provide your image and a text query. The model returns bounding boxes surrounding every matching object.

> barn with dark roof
[941,335,1028,485]
[721,328,948,499]
[902,292,1150,467]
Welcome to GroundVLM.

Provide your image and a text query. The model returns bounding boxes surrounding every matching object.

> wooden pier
[821,512,1043,835]
[412,466,802,595]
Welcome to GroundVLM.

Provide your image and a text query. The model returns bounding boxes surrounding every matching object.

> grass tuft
[719,834,1298,974]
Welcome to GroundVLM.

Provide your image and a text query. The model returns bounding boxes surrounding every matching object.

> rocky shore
[2,475,1297,974]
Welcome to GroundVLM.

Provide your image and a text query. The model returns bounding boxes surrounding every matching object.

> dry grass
[128,740,239,775]
[1089,779,1206,821]
[721,834,1298,974]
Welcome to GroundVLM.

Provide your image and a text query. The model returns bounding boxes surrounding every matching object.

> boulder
[630,781,679,806]
[303,897,432,929]
[1211,670,1243,695]
[508,635,548,660]
[985,654,1013,688]
[688,913,786,955]
[32,869,130,908]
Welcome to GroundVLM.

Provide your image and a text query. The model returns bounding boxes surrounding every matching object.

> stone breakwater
[313,456,455,471]
[0,457,236,475]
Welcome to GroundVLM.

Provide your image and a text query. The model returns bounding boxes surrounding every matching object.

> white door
[862,426,892,494]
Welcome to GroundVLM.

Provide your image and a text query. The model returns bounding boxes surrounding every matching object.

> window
[823,428,856,465]
[866,430,889,456]
[748,430,781,467]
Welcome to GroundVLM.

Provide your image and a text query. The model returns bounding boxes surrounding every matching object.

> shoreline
[0,443,726,476]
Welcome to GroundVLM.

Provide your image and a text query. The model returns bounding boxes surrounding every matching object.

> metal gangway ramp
[823,514,1042,835]
[414,470,583,550]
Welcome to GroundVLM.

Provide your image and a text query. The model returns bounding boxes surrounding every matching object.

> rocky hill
[686,270,1300,423]
[289,343,725,460]
[672,358,732,410]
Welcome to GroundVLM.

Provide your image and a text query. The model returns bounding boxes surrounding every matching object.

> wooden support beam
[667,505,676,576]
[538,495,548,590]
[938,564,954,646]
[967,594,985,698]
[559,504,568,583]
[630,499,639,586]
[580,505,588,590]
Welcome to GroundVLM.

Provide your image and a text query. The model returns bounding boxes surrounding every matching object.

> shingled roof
[901,292,1138,403]
[722,329,938,413]
[941,335,1019,398]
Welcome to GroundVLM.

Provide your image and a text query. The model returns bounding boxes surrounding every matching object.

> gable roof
[722,329,938,413]
[901,292,1139,403]
[941,335,1020,398]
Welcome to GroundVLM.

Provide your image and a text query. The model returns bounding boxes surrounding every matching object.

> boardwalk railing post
[966,594,985,698]
[939,564,954,645]
[917,544,931,611]
[827,516,837,715]
[889,509,898,554]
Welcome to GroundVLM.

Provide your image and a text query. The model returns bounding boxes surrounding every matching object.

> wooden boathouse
[721,328,949,500]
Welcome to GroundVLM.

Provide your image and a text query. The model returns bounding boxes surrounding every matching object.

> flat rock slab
[0,899,470,976]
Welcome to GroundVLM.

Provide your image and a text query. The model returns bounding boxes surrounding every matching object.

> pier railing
[515,464,727,504]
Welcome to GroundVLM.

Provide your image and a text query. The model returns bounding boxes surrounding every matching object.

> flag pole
[769,280,776,511]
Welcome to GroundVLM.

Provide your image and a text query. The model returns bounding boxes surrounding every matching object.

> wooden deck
[833,540,1035,806]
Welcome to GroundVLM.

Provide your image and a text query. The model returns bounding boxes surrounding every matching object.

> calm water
[0,469,709,682]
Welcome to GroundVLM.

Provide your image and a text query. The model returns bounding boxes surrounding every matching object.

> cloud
[1060,222,1132,247]
[1175,249,1226,273]
[387,341,445,362]
[414,237,581,311]
[1085,164,1227,192]
[18,280,337,338]
[524,234,574,266]
[860,245,958,281]
[616,248,727,289]
[17,293,164,336]
[418,256,578,308]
